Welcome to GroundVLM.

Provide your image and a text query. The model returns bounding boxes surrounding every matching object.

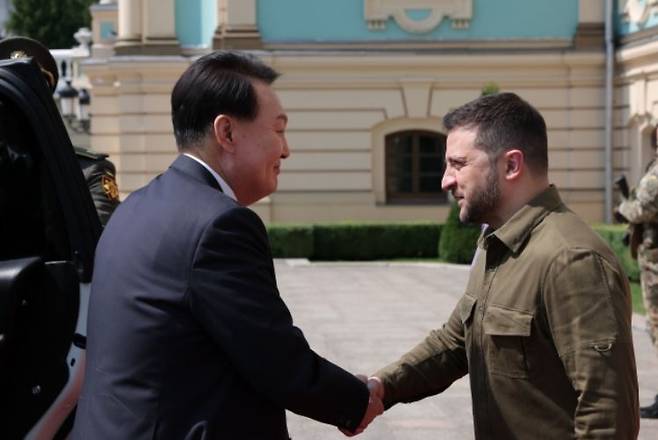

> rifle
[614,175,641,258]
[614,176,630,227]
[615,175,630,199]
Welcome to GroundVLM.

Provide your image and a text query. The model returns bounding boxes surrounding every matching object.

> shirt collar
[183,153,237,201]
[480,185,563,254]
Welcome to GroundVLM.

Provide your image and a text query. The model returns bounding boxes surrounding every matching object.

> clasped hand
[339,375,385,437]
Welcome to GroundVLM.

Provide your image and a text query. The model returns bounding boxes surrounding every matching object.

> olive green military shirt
[376,186,639,439]
[75,146,120,226]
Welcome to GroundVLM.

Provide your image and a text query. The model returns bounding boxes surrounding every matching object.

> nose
[441,168,455,192]
[281,137,290,159]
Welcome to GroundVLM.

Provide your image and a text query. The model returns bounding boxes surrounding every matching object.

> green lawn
[631,281,646,315]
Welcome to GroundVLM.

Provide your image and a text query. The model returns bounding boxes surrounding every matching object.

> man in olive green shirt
[363,93,639,439]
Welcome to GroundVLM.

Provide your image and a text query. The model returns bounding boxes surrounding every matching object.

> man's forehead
[447,126,478,140]
[446,128,477,150]
[252,80,286,119]
[252,80,276,101]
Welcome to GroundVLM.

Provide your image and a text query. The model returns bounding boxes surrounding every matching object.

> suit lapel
[170,154,223,192]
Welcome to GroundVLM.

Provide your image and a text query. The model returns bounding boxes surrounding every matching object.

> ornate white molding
[364,0,472,33]
[623,0,658,26]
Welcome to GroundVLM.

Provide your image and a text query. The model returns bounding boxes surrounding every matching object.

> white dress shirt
[183,153,237,202]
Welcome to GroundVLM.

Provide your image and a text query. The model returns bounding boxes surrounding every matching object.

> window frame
[385,129,447,205]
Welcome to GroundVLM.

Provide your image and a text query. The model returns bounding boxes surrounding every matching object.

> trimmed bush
[267,222,441,260]
[592,224,640,282]
[267,224,314,258]
[438,202,481,264]
[267,219,642,278]
[312,222,441,260]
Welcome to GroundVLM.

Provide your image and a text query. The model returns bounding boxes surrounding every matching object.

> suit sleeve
[187,206,369,432]
[543,249,639,439]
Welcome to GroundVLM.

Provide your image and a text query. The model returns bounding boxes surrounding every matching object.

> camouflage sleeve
[83,159,120,226]
[618,171,658,224]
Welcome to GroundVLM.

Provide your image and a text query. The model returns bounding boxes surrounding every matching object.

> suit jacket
[72,155,369,439]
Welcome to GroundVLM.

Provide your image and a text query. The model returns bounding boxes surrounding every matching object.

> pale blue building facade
[257,0,578,42]
[86,1,652,224]
[171,0,582,49]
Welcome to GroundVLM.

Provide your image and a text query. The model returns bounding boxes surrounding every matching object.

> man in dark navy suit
[72,51,382,439]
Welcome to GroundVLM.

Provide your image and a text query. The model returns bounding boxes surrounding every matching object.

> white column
[117,0,179,55]
[117,0,142,44]
[226,0,257,28]
[579,0,605,23]
[574,0,605,49]
[217,0,225,31]
[213,0,261,49]
[143,0,177,42]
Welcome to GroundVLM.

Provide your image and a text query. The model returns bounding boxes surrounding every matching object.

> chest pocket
[483,305,533,379]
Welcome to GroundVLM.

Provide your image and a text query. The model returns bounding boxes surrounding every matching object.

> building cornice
[616,38,658,71]
[618,25,658,47]
[264,51,604,70]
[262,38,574,52]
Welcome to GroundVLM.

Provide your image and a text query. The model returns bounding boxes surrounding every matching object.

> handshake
[340,375,385,437]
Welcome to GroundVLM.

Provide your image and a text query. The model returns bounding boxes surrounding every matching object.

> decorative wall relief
[623,0,658,27]
[364,0,472,33]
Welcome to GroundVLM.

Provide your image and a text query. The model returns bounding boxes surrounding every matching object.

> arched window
[385,130,447,204]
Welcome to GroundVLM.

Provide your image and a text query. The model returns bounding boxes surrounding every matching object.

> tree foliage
[6,0,95,49]
[481,82,500,96]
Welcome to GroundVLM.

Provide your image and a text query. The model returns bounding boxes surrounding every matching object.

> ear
[212,114,236,153]
[502,149,524,181]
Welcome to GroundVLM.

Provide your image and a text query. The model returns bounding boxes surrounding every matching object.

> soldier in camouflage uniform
[618,157,658,418]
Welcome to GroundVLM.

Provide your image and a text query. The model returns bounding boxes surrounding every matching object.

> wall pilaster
[116,0,142,50]
[213,0,262,50]
[574,0,605,49]
[116,0,180,55]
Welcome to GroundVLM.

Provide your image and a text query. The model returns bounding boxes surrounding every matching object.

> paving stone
[275,260,658,440]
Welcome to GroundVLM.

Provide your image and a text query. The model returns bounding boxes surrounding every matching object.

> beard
[459,166,500,225]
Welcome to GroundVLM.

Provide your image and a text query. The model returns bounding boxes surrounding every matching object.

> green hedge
[313,222,440,260]
[267,224,314,258]
[267,222,441,260]
[592,224,640,282]
[438,202,481,264]
[267,220,641,277]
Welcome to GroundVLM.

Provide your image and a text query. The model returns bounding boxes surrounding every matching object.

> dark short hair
[171,51,279,150]
[443,92,548,173]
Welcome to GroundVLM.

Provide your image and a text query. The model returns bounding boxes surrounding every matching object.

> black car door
[0,56,101,440]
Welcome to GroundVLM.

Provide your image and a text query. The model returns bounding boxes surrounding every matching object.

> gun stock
[614,175,630,199]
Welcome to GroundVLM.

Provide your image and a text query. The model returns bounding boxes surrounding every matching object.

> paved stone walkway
[275,260,658,440]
